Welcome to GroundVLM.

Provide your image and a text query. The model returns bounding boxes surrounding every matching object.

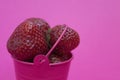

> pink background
[0,0,120,80]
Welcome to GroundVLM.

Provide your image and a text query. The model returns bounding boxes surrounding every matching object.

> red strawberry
[7,18,50,61]
[50,24,80,53]
[49,51,71,63]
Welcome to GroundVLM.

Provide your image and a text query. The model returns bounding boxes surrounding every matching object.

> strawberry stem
[46,28,51,49]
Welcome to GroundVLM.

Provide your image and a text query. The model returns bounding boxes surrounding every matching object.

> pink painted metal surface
[13,54,72,80]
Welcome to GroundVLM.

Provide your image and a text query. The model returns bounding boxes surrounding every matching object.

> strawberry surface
[7,18,50,61]
[50,24,80,53]
[49,51,72,63]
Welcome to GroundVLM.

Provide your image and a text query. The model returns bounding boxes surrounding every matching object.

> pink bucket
[13,53,72,80]
[11,26,73,80]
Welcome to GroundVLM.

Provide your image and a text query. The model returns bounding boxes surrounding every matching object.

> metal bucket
[13,53,72,80]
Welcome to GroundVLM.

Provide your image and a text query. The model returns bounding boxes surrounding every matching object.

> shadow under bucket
[13,53,73,80]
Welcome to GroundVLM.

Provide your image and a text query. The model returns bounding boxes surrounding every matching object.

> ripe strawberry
[50,24,80,53]
[7,18,50,61]
[49,51,71,63]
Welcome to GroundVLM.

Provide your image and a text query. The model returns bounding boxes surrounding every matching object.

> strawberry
[49,51,71,63]
[50,24,80,53]
[7,18,50,61]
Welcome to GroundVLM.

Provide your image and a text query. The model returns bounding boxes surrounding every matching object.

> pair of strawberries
[7,18,80,63]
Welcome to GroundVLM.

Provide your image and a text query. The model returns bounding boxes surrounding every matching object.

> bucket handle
[34,25,67,66]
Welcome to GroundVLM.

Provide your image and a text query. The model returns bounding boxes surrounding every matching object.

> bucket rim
[13,53,73,66]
